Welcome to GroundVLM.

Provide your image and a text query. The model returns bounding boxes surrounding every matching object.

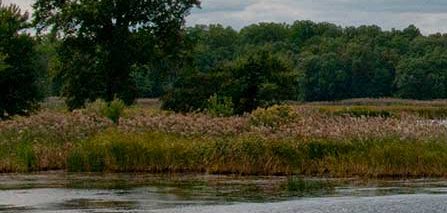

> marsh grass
[314,105,447,119]
[2,99,447,177]
[63,129,447,177]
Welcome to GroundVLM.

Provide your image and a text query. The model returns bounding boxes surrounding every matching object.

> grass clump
[67,129,210,173]
[315,105,447,119]
[206,94,234,117]
[85,98,126,124]
[65,130,306,175]
[250,105,296,128]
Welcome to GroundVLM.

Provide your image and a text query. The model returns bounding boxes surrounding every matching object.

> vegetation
[0,3,42,119]
[163,49,298,114]
[161,23,447,114]
[33,0,200,109]
[2,1,447,178]
[85,98,126,124]
[1,1,447,116]
[2,100,447,177]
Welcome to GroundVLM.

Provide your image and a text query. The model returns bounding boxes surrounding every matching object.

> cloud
[3,0,447,34]
[188,0,447,34]
[3,0,33,13]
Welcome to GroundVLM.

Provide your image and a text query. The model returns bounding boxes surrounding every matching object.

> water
[1,172,447,213]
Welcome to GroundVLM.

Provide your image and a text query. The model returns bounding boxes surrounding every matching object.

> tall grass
[65,129,447,177]
[314,105,447,119]
[2,99,447,177]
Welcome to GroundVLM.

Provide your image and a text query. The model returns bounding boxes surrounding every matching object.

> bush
[222,49,298,114]
[161,49,298,114]
[250,105,296,128]
[85,98,126,124]
[206,94,234,117]
[161,70,220,112]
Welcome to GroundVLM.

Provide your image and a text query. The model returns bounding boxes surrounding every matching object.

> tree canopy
[0,3,42,118]
[33,0,200,109]
[3,0,447,116]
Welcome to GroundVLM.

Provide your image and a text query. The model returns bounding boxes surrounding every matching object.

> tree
[0,3,42,118]
[187,24,239,72]
[345,42,394,98]
[396,48,447,100]
[240,23,291,46]
[33,34,62,97]
[33,0,200,109]
[222,49,298,114]
[299,52,350,101]
[162,49,298,114]
[161,69,221,112]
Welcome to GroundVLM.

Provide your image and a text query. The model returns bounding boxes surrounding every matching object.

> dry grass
[2,98,447,177]
[306,98,447,107]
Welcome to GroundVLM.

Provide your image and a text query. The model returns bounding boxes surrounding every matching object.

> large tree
[33,0,200,109]
[0,3,42,118]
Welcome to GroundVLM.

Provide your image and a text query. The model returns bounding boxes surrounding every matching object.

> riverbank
[2,99,447,177]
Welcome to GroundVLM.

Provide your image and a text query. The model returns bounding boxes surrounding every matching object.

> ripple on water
[1,173,447,212]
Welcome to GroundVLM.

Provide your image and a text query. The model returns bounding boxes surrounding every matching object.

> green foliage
[332,107,393,118]
[163,49,298,114]
[33,34,62,97]
[0,3,42,118]
[315,104,447,119]
[299,38,394,101]
[33,0,200,110]
[15,142,38,172]
[207,94,234,117]
[187,24,240,72]
[396,48,447,99]
[240,23,291,46]
[162,69,220,112]
[85,98,126,124]
[250,105,296,128]
[0,0,444,120]
[130,64,164,98]
[223,49,299,114]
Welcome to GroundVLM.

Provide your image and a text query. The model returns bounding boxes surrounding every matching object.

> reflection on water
[0,172,447,212]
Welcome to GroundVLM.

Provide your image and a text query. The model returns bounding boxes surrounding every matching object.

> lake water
[1,172,447,213]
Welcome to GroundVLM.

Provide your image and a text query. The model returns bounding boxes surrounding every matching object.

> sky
[5,0,447,34]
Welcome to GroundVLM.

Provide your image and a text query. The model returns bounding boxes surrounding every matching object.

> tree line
[1,1,447,117]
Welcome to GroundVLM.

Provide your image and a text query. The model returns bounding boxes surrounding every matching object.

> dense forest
[1,1,447,117]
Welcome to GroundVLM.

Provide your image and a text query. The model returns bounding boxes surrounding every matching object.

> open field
[2,99,447,177]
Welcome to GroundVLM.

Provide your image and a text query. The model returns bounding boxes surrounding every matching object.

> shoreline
[2,101,447,177]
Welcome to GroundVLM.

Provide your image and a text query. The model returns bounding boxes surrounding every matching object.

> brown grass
[2,99,447,177]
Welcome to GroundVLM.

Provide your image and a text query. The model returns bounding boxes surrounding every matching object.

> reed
[1,99,447,177]
[65,129,447,177]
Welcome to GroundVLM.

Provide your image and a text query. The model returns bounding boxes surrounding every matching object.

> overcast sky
[5,0,447,34]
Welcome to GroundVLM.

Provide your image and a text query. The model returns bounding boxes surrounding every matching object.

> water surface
[1,172,447,212]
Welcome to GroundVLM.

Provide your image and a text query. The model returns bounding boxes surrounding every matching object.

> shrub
[161,70,220,112]
[162,49,298,114]
[206,94,234,117]
[250,105,296,128]
[85,98,126,124]
[222,49,298,114]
